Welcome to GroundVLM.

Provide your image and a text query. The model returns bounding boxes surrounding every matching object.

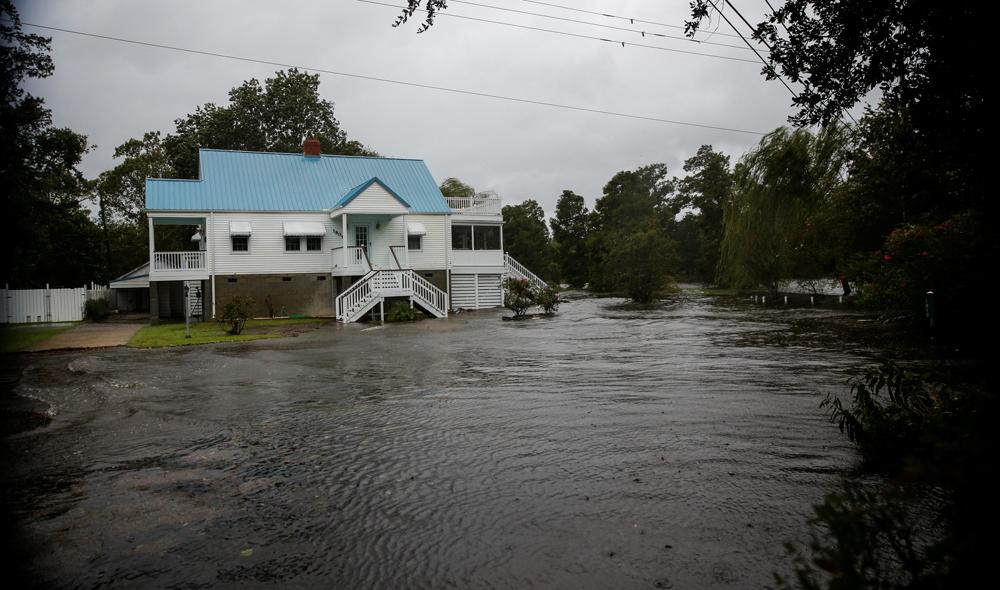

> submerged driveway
[26,320,145,351]
[2,296,870,589]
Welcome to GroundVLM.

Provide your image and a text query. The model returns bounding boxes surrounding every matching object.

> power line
[443,0,753,52]
[19,21,768,136]
[358,0,759,64]
[521,0,744,40]
[721,0,857,124]
[701,0,799,98]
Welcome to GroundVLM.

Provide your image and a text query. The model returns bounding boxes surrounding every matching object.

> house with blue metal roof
[138,139,546,323]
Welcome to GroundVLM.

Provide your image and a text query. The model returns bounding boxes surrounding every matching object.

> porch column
[342,213,348,268]
[209,212,216,320]
[148,217,155,269]
[402,214,408,268]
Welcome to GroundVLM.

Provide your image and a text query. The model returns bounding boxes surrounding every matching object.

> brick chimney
[302,137,321,157]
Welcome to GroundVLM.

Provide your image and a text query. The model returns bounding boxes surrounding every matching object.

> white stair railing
[408,271,448,318]
[335,270,377,322]
[504,253,547,292]
[334,269,448,322]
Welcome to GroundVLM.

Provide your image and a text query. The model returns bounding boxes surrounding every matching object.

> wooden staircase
[335,269,448,323]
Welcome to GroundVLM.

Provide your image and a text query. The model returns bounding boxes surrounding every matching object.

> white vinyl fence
[1,283,110,324]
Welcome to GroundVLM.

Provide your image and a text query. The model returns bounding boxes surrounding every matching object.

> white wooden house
[129,139,545,323]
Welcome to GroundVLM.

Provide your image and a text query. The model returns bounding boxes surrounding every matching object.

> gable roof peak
[334,177,411,209]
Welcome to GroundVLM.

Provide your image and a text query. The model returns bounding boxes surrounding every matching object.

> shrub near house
[503,278,536,317]
[218,296,254,335]
[503,278,560,317]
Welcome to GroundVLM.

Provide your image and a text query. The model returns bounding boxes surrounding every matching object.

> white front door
[353,224,371,265]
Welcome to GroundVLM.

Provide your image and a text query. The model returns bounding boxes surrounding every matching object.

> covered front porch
[330,212,423,276]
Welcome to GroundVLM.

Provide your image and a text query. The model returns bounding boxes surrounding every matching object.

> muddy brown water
[1,294,868,588]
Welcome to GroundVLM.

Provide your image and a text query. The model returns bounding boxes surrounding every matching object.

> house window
[408,235,422,250]
[474,225,501,250]
[452,225,472,250]
[306,236,322,251]
[232,235,249,252]
[285,236,301,251]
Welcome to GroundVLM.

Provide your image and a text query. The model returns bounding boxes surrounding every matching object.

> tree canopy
[687,0,985,212]
[719,125,850,292]
[438,177,475,200]
[163,69,377,179]
[2,2,102,286]
[587,164,676,301]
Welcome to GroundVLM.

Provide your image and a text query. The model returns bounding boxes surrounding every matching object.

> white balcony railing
[153,251,206,272]
[446,190,502,216]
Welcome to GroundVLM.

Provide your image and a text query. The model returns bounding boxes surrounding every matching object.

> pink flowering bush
[854,212,981,324]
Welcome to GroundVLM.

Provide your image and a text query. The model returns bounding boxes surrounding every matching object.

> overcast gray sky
[21,0,817,216]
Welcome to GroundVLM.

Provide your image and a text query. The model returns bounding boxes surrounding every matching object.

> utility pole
[184,284,191,338]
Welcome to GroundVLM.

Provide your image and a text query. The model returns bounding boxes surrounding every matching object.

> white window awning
[229,221,252,235]
[283,221,326,236]
[407,222,427,236]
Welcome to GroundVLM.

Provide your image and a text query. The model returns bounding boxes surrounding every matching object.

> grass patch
[0,323,77,354]
[128,318,324,348]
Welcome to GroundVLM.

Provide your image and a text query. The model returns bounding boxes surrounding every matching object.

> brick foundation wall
[214,273,336,318]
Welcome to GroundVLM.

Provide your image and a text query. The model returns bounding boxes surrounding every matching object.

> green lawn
[0,323,78,354]
[128,318,325,348]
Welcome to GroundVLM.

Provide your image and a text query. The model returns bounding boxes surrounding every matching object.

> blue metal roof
[145,149,451,213]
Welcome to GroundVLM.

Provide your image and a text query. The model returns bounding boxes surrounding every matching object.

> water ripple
[2,295,866,589]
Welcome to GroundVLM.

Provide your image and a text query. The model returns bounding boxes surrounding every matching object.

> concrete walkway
[27,322,145,352]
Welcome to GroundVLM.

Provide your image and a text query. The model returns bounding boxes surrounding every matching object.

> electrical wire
[521,0,744,40]
[18,21,769,136]
[358,0,759,63]
[442,0,753,52]
[722,0,857,124]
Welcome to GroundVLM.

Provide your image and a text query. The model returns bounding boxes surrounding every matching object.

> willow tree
[718,125,851,292]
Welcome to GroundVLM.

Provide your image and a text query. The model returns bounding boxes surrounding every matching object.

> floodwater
[1,294,869,589]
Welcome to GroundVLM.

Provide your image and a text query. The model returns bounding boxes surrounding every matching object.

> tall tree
[686,1,988,254]
[671,145,732,283]
[549,190,589,287]
[501,199,555,281]
[719,125,851,292]
[162,69,377,179]
[1,2,102,286]
[588,164,676,301]
[90,132,176,279]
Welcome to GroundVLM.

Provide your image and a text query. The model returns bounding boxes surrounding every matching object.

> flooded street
[2,294,868,588]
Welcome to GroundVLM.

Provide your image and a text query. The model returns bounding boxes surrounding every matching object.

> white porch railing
[504,253,547,292]
[153,251,206,272]
[446,191,502,216]
[331,246,372,271]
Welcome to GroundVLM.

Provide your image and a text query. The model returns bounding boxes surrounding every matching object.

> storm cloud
[21,0,814,215]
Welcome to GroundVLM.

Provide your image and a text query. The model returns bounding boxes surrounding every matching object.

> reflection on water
[1,294,867,588]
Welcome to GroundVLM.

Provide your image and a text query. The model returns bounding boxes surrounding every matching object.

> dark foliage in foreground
[778,362,996,588]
